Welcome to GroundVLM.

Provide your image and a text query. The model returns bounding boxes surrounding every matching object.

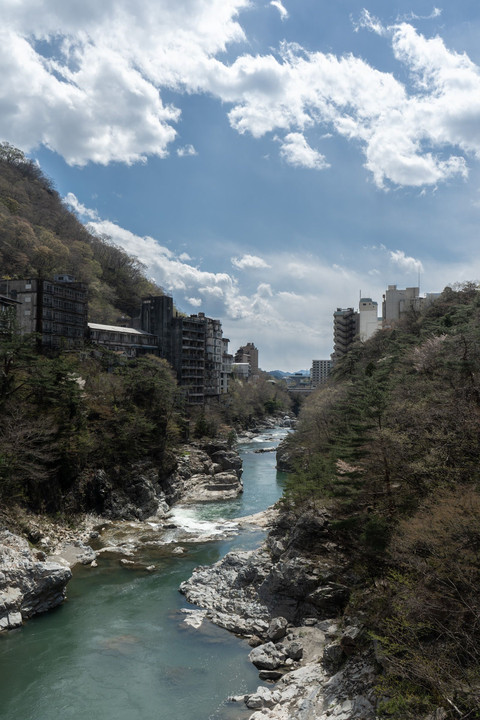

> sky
[2,1,480,370]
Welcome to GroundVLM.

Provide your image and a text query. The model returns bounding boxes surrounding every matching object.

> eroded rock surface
[182,506,376,720]
[0,530,72,631]
[164,442,243,504]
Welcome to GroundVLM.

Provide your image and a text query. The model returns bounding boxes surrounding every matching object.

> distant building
[332,307,359,361]
[358,297,381,342]
[0,276,87,349]
[140,295,230,404]
[234,342,259,376]
[87,323,159,357]
[0,294,21,335]
[286,372,313,393]
[232,362,250,380]
[221,338,233,394]
[311,359,333,386]
[383,285,441,326]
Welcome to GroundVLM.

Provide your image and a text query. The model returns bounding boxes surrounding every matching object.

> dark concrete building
[332,307,359,360]
[0,276,87,349]
[140,295,229,404]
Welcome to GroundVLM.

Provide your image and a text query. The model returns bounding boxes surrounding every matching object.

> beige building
[383,285,440,326]
[235,342,259,376]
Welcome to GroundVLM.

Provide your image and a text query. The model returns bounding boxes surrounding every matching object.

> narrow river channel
[0,429,289,720]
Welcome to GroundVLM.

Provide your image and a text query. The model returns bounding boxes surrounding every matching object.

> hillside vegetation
[0,142,161,322]
[281,283,480,718]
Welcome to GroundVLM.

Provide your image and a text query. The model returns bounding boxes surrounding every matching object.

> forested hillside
[0,142,161,322]
[280,283,480,718]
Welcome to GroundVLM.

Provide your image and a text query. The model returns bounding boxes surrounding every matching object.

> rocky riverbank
[180,508,377,720]
[0,428,274,632]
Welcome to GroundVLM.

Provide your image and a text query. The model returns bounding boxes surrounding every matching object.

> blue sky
[2,1,480,370]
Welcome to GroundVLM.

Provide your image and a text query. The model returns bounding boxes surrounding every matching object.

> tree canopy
[282,283,480,718]
[0,143,162,323]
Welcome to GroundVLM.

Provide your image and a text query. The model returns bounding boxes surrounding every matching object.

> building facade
[358,297,381,342]
[383,285,440,325]
[332,307,359,360]
[221,338,233,394]
[0,276,87,349]
[311,359,333,385]
[139,295,230,403]
[234,342,259,376]
[87,323,159,357]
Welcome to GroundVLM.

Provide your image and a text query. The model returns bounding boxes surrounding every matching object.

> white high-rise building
[358,297,381,342]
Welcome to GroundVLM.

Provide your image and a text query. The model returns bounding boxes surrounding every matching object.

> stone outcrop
[72,441,244,520]
[163,441,243,504]
[236,652,376,720]
[0,530,72,631]
[275,437,296,473]
[180,509,349,632]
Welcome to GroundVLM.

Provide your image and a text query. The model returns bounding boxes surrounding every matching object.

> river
[0,428,289,720]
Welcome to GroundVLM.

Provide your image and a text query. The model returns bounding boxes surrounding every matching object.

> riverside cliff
[180,507,376,720]
[0,437,244,631]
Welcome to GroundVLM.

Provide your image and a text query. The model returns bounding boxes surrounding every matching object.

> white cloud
[270,1,289,21]
[278,132,329,170]
[187,297,202,307]
[64,192,99,220]
[232,254,271,270]
[390,250,424,274]
[398,8,442,21]
[353,9,387,36]
[0,0,248,165]
[177,144,197,157]
[179,252,192,261]
[2,3,480,188]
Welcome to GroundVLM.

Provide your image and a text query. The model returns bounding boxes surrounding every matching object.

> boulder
[322,641,345,672]
[266,616,288,641]
[284,640,303,661]
[249,641,287,670]
[0,531,72,631]
[210,450,243,477]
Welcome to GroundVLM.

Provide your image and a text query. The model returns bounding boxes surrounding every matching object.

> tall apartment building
[140,295,182,363]
[140,295,230,404]
[204,315,223,398]
[0,276,87,349]
[180,314,207,404]
[311,359,333,385]
[332,307,359,360]
[221,338,233,394]
[234,342,259,375]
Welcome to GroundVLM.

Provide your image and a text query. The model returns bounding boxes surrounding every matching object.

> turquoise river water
[0,429,289,720]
